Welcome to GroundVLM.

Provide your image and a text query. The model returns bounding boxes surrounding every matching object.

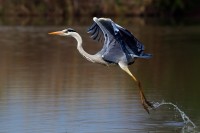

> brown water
[0,18,200,133]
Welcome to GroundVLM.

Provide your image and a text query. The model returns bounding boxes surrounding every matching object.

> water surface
[0,18,200,133]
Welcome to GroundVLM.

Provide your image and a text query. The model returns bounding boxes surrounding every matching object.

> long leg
[118,62,153,113]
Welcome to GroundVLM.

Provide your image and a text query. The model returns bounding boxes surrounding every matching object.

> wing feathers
[87,18,151,64]
[87,22,97,32]
[87,22,104,42]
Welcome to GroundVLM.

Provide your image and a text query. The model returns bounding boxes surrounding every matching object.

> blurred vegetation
[150,0,200,17]
[0,0,199,17]
[0,0,151,16]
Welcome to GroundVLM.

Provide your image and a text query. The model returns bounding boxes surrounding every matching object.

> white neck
[70,32,95,63]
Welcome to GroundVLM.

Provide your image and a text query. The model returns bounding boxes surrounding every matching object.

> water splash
[151,100,196,128]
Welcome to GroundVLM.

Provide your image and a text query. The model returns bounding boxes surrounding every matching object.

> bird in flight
[49,17,154,113]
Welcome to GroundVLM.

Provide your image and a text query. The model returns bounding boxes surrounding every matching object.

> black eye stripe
[67,28,76,32]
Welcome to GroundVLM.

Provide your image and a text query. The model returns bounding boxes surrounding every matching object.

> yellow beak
[48,31,64,35]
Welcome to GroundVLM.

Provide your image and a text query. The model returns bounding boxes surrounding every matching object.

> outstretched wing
[114,23,152,58]
[87,18,151,64]
[87,20,114,56]
[87,22,104,43]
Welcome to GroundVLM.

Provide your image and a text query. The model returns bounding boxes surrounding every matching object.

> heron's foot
[141,97,155,114]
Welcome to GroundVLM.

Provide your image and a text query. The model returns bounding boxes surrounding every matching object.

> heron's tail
[131,53,152,59]
[139,53,152,59]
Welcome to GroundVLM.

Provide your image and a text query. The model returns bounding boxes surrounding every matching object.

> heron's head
[48,28,76,36]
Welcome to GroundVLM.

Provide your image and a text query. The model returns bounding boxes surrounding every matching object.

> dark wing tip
[87,22,97,33]
[116,24,148,56]
[87,22,104,42]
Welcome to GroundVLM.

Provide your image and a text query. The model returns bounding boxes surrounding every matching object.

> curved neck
[70,32,95,63]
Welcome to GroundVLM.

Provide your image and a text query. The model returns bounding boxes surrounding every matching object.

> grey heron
[49,17,154,113]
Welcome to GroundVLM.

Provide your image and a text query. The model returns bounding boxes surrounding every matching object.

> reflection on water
[0,19,200,133]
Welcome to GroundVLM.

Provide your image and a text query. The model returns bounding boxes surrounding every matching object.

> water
[0,17,200,133]
[152,101,196,127]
